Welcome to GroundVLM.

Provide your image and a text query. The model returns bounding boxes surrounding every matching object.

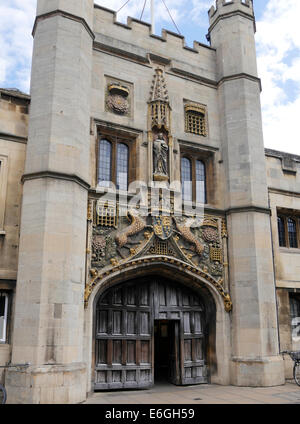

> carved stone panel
[86,198,232,311]
[105,76,133,117]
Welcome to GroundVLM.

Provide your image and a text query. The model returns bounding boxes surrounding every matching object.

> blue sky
[0,0,299,155]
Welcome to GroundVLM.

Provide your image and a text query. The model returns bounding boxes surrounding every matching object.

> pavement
[84,381,300,404]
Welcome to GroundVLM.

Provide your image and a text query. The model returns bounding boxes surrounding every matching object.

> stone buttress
[5,0,94,403]
[208,0,284,386]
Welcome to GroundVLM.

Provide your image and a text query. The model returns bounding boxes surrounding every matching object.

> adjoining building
[0,0,299,403]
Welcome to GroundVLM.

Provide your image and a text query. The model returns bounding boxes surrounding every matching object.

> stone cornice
[268,187,300,198]
[218,73,262,91]
[265,148,300,163]
[32,10,95,40]
[0,270,17,281]
[21,171,90,191]
[93,41,150,65]
[0,88,30,101]
[0,132,27,144]
[226,205,271,216]
[93,118,144,137]
[208,10,256,35]
[177,139,219,153]
[169,68,218,89]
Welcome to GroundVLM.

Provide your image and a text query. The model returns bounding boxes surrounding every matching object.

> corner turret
[207,0,257,80]
[208,0,254,26]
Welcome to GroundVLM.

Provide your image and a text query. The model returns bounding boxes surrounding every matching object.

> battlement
[93,4,215,61]
[208,0,254,27]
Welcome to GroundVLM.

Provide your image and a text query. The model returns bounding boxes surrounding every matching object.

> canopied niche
[148,68,172,182]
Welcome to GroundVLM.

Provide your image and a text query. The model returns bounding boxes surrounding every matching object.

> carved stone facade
[1,0,299,404]
[86,198,231,312]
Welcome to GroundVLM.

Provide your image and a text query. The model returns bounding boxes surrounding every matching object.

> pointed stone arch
[83,259,232,393]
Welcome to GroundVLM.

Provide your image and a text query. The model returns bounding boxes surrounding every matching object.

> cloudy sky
[0,0,299,155]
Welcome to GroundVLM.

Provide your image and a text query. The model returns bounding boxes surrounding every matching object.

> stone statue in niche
[153,132,168,178]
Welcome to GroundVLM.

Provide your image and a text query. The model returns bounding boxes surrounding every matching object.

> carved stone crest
[152,215,173,240]
[106,83,130,115]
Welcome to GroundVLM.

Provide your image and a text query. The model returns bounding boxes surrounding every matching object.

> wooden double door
[94,278,208,390]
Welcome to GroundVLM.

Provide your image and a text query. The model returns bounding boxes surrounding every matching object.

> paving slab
[84,382,300,404]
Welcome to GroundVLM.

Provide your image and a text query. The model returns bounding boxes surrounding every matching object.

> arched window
[196,160,206,204]
[181,157,192,201]
[98,139,112,187]
[117,143,129,191]
[277,217,286,247]
[288,218,298,248]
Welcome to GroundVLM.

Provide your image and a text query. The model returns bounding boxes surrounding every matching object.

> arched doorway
[94,277,209,390]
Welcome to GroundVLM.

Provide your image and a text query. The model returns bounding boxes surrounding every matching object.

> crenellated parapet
[93,4,216,67]
[208,0,254,29]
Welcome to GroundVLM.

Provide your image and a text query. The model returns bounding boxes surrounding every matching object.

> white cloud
[189,0,213,26]
[256,0,300,154]
[0,0,36,93]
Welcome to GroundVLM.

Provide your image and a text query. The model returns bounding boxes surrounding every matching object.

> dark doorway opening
[154,320,180,385]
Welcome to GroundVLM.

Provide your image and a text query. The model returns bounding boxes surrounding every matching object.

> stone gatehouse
[0,0,299,403]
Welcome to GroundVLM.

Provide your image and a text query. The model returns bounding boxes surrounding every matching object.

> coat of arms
[152,215,173,240]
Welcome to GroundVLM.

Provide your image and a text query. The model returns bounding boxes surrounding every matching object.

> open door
[154,320,181,385]
[95,278,208,390]
[95,283,153,390]
[168,321,181,385]
[180,309,207,385]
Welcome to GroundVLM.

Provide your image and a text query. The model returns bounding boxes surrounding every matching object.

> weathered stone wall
[5,0,94,403]
[266,152,300,289]
[91,5,225,210]
[209,0,284,386]
[2,0,299,400]
[0,89,28,382]
[266,151,300,378]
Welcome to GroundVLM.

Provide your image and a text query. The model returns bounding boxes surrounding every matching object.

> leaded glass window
[277,217,286,247]
[97,137,131,191]
[98,139,112,187]
[117,143,129,191]
[180,154,208,204]
[181,157,192,202]
[196,160,206,204]
[288,218,298,248]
